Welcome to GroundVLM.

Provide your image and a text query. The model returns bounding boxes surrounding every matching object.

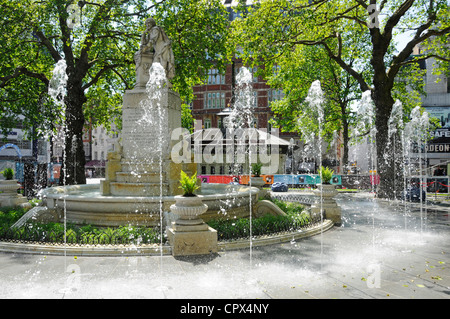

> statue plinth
[101,63,196,198]
[134,51,154,89]
[102,85,183,197]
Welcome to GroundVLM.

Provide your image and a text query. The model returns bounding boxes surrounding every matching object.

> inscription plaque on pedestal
[121,106,168,160]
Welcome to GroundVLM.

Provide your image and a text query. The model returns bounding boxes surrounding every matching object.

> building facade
[87,125,119,178]
[0,116,49,173]
[191,59,303,176]
[421,56,450,175]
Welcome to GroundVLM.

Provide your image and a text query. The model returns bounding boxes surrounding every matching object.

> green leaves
[0,0,233,142]
[179,170,199,196]
[207,201,309,241]
[153,0,232,104]
[0,167,14,180]
[319,166,334,184]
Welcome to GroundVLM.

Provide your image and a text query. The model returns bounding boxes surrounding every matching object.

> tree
[247,41,365,173]
[232,0,450,198]
[0,0,231,185]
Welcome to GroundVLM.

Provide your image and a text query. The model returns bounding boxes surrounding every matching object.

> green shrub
[0,206,163,245]
[0,207,27,228]
[179,170,199,196]
[319,166,334,184]
[251,162,262,177]
[207,201,311,241]
[1,168,14,180]
[270,198,304,214]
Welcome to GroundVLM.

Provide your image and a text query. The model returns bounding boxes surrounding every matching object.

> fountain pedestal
[34,19,258,231]
[166,195,218,256]
[101,71,195,197]
[311,184,341,226]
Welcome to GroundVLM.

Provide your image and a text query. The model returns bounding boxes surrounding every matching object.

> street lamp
[217,105,232,136]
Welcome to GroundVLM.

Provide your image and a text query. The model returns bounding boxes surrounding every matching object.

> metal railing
[269,192,316,206]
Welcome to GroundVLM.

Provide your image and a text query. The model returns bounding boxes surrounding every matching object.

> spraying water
[403,106,430,233]
[141,62,168,276]
[48,58,69,293]
[48,60,68,106]
[303,80,325,272]
[48,59,68,238]
[351,91,378,261]
[228,67,256,267]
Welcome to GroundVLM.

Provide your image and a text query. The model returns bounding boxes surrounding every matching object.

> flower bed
[207,199,316,241]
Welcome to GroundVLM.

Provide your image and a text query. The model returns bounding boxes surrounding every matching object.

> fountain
[299,81,342,226]
[26,19,260,255]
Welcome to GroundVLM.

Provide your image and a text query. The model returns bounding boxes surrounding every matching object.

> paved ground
[0,194,449,301]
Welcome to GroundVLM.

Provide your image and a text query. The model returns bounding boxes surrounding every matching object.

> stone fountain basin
[39,183,259,227]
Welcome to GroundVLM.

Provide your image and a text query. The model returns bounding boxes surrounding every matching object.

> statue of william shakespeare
[134,17,175,88]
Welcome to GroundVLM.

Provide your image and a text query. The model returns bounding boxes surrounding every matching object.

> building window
[272,65,281,75]
[37,140,46,156]
[268,118,273,132]
[252,67,258,82]
[84,142,91,157]
[207,68,225,85]
[204,92,226,109]
[204,119,211,129]
[251,117,257,128]
[268,89,284,102]
[210,166,215,175]
[201,166,206,175]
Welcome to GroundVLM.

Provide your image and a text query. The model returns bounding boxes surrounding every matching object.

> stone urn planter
[311,184,341,226]
[167,194,218,256]
[170,195,208,226]
[250,176,267,199]
[0,180,29,208]
[314,184,338,199]
[250,176,266,187]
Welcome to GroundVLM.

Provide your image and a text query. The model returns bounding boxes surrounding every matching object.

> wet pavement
[0,194,449,300]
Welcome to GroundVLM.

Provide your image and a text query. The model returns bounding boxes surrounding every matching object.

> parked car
[402,187,426,202]
[271,182,288,192]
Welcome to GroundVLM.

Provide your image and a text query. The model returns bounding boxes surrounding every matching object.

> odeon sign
[426,144,450,153]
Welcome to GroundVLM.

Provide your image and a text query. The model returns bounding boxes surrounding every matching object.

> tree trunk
[369,29,404,199]
[341,102,350,174]
[372,83,397,199]
[391,130,405,198]
[59,82,87,185]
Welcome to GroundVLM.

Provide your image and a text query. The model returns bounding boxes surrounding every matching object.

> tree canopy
[232,0,450,197]
[0,0,231,184]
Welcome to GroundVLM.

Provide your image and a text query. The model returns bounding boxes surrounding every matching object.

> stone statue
[139,17,175,80]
